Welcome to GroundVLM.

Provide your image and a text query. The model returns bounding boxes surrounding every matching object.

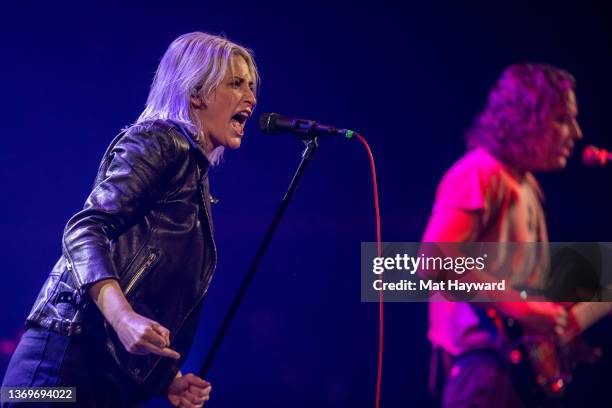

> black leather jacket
[26,120,217,393]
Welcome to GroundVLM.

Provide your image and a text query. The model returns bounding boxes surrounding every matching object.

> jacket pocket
[121,246,161,296]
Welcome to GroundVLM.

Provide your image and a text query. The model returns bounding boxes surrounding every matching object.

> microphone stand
[199,137,319,377]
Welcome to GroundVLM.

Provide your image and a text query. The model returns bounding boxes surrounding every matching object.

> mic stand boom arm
[199,137,320,378]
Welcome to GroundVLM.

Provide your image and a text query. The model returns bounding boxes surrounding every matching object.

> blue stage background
[1,2,612,406]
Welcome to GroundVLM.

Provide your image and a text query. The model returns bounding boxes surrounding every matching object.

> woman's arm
[63,126,183,293]
[88,278,179,359]
[63,125,187,356]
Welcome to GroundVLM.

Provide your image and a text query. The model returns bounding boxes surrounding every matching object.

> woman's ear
[191,94,207,109]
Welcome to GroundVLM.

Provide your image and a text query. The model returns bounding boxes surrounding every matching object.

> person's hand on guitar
[518,302,568,336]
[557,302,612,345]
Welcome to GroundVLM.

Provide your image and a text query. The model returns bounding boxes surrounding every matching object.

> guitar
[489,304,602,399]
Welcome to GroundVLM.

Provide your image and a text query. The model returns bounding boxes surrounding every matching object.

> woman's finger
[141,341,181,359]
[184,390,206,405]
[189,384,211,398]
[152,322,171,346]
[183,373,209,387]
[142,327,168,348]
[179,396,198,408]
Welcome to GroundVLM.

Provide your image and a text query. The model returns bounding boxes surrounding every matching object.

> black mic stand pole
[199,137,319,378]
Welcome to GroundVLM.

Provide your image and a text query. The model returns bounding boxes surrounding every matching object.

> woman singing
[2,31,258,407]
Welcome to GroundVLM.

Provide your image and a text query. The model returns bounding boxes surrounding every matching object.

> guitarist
[423,64,583,407]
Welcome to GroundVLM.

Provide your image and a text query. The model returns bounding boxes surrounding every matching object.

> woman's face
[194,55,257,152]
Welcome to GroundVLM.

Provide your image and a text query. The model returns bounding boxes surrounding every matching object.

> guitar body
[490,307,602,403]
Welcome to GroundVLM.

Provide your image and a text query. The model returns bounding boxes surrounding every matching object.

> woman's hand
[88,278,179,359]
[112,310,180,359]
[168,373,211,407]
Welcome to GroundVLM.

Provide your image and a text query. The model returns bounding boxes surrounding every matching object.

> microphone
[259,112,358,139]
[582,145,612,167]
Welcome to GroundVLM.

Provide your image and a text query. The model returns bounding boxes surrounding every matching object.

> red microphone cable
[355,133,383,408]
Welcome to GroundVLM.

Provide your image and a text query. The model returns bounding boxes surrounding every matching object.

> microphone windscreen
[582,145,607,167]
[258,112,279,134]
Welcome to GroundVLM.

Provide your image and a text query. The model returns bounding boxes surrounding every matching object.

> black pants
[1,327,146,407]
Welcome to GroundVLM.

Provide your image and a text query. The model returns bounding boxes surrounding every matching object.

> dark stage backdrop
[1,2,612,407]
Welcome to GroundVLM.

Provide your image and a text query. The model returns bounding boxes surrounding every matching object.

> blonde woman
[2,32,258,408]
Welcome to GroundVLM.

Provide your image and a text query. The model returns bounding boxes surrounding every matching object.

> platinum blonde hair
[136,31,259,164]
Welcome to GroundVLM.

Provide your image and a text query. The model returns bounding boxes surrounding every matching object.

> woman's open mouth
[230,111,250,136]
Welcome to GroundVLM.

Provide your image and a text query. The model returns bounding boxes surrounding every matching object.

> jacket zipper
[125,251,158,296]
